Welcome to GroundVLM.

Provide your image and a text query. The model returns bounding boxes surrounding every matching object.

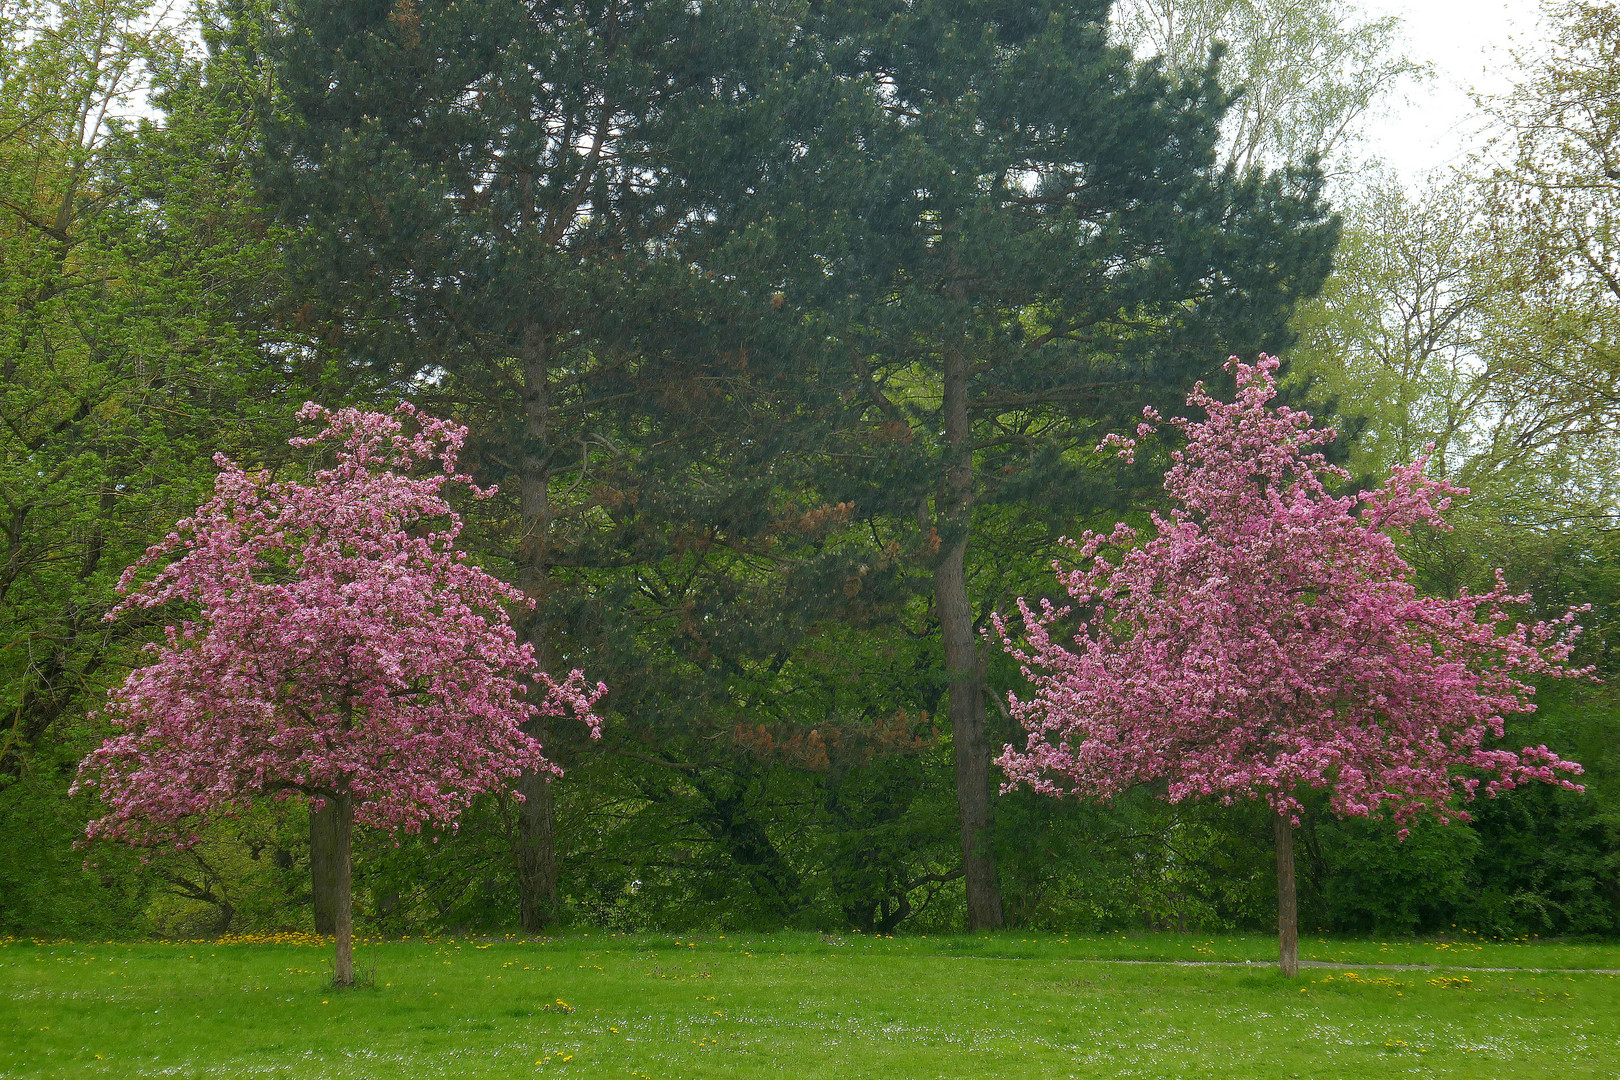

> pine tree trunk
[309,799,339,935]
[936,336,1003,932]
[515,321,560,933]
[516,716,557,932]
[1275,809,1299,977]
[332,792,355,988]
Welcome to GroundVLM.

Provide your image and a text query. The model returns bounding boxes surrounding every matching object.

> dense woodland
[3,0,1618,941]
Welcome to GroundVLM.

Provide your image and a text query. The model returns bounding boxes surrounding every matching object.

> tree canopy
[1,0,1612,944]
[997,356,1589,972]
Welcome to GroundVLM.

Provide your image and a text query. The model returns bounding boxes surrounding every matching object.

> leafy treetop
[76,403,604,845]
[995,356,1587,829]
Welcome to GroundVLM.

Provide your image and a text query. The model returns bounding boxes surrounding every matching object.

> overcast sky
[1360,0,1550,182]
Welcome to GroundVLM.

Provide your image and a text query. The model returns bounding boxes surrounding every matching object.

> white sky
[1360,0,1550,182]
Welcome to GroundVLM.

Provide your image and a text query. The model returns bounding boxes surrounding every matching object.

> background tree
[0,0,309,933]
[1111,0,1425,177]
[1292,177,1487,464]
[810,0,1337,928]
[1287,3,1620,600]
[1277,2,1620,939]
[1473,0,1620,531]
[253,0,892,930]
[1292,2,1620,527]
[997,357,1587,974]
[75,404,603,984]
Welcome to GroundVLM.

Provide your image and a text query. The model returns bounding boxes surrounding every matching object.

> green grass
[4,931,1620,1078]
[930,929,1620,970]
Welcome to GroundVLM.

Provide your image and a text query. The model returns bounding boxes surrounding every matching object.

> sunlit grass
[4,931,1618,1077]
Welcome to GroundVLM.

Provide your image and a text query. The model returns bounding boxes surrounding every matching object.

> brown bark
[309,799,340,935]
[516,716,558,932]
[935,335,1003,932]
[515,321,561,933]
[331,792,355,988]
[1275,809,1299,977]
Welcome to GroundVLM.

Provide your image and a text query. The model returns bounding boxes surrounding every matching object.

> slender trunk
[332,792,355,988]
[310,799,339,935]
[935,334,1003,932]
[1275,809,1298,977]
[515,321,560,932]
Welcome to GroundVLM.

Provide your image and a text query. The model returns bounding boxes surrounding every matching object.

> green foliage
[0,732,150,939]
[352,795,527,935]
[0,0,1615,946]
[1308,815,1479,935]
[136,805,309,939]
[995,791,1261,932]
[0,0,299,786]
[1465,785,1620,938]
[1113,0,1426,176]
[0,0,309,935]
[348,747,966,936]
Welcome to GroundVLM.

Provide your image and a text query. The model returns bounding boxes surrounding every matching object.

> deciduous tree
[1112,0,1424,176]
[75,404,603,984]
[0,0,287,784]
[996,356,1587,974]
[0,0,318,934]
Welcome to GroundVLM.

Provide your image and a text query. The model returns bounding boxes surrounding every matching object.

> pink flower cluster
[75,403,603,845]
[996,356,1588,828]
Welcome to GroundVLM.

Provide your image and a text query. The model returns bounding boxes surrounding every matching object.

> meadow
[3,931,1615,1079]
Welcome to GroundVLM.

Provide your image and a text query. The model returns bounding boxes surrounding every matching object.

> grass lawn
[3,930,1616,1078]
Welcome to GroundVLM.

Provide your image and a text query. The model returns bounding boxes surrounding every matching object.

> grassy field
[4,930,1617,1078]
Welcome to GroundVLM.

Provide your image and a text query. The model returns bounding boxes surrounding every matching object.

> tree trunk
[515,321,561,932]
[935,335,1003,932]
[309,799,340,935]
[332,792,355,988]
[1275,809,1299,977]
[516,722,558,932]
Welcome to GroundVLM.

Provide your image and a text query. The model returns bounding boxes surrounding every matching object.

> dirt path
[955,955,1620,974]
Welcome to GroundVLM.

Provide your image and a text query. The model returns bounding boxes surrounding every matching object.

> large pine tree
[790,0,1339,927]
[254,0,1335,931]
[254,0,875,929]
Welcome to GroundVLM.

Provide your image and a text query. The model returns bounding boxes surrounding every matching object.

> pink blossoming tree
[75,404,603,985]
[995,356,1587,975]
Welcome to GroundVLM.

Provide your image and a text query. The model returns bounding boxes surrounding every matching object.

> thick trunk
[935,538,1002,931]
[515,322,561,932]
[331,792,355,988]
[516,724,558,932]
[935,338,1003,932]
[309,799,340,935]
[1275,809,1299,977]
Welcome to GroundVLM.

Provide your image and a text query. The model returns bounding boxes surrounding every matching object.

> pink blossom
[995,356,1587,828]
[75,402,604,845]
